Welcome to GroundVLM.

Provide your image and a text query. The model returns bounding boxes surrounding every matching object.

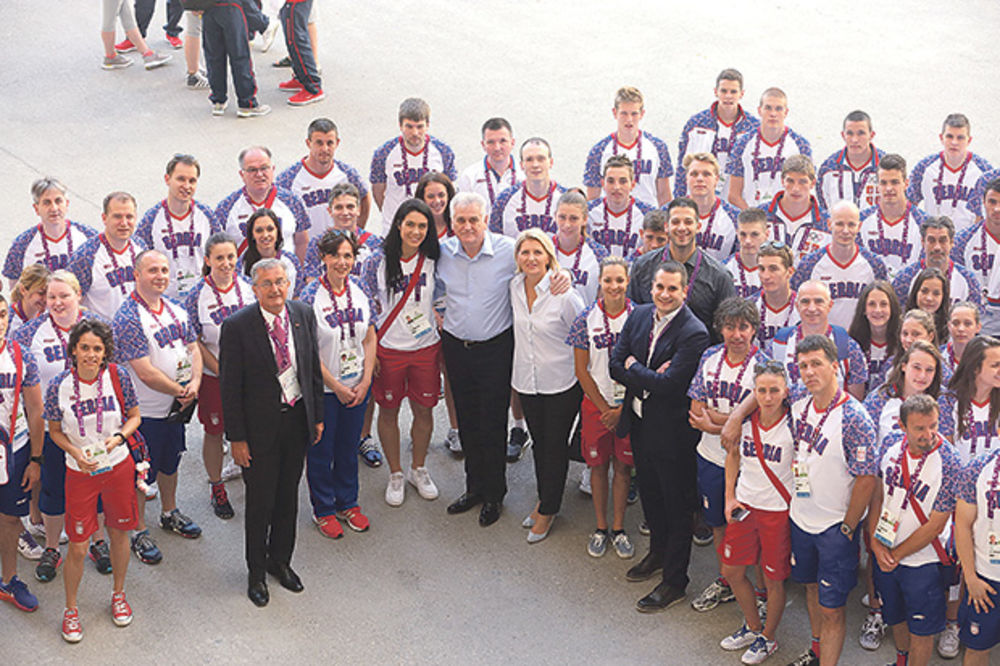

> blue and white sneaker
[0,575,39,612]
[741,635,778,664]
[721,622,760,651]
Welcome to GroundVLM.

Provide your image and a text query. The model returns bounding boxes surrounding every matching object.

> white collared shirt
[260,305,301,403]
[510,272,584,395]
[632,306,680,417]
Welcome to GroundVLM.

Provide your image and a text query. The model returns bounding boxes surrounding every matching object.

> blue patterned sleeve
[112,306,150,363]
[134,204,158,248]
[182,286,203,339]
[686,346,715,401]
[789,247,823,290]
[725,133,749,178]
[958,455,992,504]
[489,186,517,234]
[652,135,673,177]
[842,401,879,476]
[933,446,962,513]
[907,156,932,205]
[846,339,869,386]
[791,131,811,159]
[369,138,394,185]
[582,136,609,188]
[117,365,139,411]
[339,160,370,197]
[565,308,590,350]
[2,227,34,281]
[42,374,63,422]
[937,394,956,439]
[19,345,40,387]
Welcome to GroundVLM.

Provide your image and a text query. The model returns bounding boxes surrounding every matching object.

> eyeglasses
[256,278,288,289]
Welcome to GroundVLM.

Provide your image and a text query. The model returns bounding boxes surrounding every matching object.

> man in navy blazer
[610,259,710,612]
[219,258,324,607]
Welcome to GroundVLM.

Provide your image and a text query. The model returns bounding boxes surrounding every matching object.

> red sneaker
[62,607,83,643]
[115,39,136,53]
[166,35,183,49]
[337,507,370,532]
[111,591,132,627]
[278,78,303,92]
[287,89,325,106]
[313,514,343,539]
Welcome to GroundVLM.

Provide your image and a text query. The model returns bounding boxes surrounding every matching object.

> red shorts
[65,457,138,543]
[197,374,225,436]
[373,343,441,409]
[580,396,632,467]
[721,506,791,581]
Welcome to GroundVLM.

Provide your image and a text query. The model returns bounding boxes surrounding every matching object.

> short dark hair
[716,68,743,88]
[307,117,338,137]
[843,110,872,131]
[67,319,114,369]
[603,154,634,179]
[520,137,552,161]
[328,182,360,204]
[899,393,939,427]
[166,153,200,177]
[920,216,955,241]
[986,176,1000,197]
[481,117,512,136]
[942,113,970,133]
[737,208,768,226]
[714,296,759,335]
[102,191,136,215]
[879,153,907,175]
[797,334,838,364]
[654,260,688,287]
[667,197,698,216]
[642,209,667,231]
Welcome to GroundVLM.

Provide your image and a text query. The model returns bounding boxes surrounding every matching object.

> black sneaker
[692,517,713,546]
[160,508,202,538]
[786,648,819,666]
[88,540,113,574]
[210,483,235,520]
[273,55,291,67]
[35,547,62,582]
[506,427,529,462]
[131,530,163,564]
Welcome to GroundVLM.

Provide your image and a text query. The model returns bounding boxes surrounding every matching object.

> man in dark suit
[610,259,710,612]
[219,258,324,607]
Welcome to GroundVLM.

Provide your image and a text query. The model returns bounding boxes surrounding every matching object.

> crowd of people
[99,0,323,116]
[1,72,1000,666]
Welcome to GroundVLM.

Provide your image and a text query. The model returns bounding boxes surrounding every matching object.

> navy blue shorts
[697,453,726,528]
[0,445,30,517]
[873,562,946,635]
[39,434,67,515]
[790,520,860,609]
[138,417,186,481]
[959,574,1000,651]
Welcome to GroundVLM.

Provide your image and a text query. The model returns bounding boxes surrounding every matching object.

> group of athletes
[0,67,999,664]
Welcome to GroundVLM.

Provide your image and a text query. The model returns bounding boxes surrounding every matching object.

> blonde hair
[11,264,51,303]
[683,152,721,177]
[514,228,559,273]
[614,86,644,109]
[48,269,82,296]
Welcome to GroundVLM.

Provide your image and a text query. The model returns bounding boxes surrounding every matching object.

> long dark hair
[848,280,901,358]
[948,335,1000,438]
[905,267,950,345]
[414,171,455,232]
[242,208,283,279]
[879,339,943,399]
[382,199,439,290]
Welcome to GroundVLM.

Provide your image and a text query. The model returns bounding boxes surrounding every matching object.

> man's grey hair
[450,191,488,219]
[251,258,287,283]
[238,146,273,169]
[31,177,68,203]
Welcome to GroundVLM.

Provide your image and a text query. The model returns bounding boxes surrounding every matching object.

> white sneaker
[406,466,439,500]
[721,622,760,651]
[144,481,159,500]
[385,472,405,506]
[858,609,886,650]
[444,428,462,453]
[220,459,242,482]
[578,467,592,495]
[18,531,43,560]
[21,516,45,539]
[260,19,280,52]
[937,621,960,659]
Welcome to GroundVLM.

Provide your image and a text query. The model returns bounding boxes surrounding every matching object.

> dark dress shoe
[266,561,304,592]
[625,552,663,582]
[478,501,502,526]
[248,581,269,607]
[447,492,484,514]
[636,582,685,613]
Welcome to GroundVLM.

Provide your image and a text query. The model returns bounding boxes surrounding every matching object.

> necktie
[270,313,291,373]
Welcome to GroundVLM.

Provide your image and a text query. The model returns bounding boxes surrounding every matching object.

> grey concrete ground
[2,0,998,663]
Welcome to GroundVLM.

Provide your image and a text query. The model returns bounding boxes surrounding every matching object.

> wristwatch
[113,432,126,444]
[840,522,854,538]
[29,455,44,465]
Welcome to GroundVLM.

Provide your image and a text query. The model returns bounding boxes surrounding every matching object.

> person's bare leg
[184,36,201,75]
[43,513,65,551]
[158,472,178,514]
[203,432,224,483]
[590,462,610,530]
[761,577,785,640]
[63,541,88,610]
[409,403,433,468]
[819,605,847,664]
[377,405,402,473]
[108,528,130,594]
[723,562,762,632]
